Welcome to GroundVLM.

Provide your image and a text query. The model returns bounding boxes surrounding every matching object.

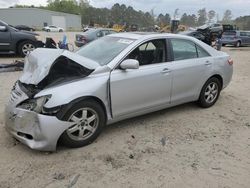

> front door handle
[162,68,171,74]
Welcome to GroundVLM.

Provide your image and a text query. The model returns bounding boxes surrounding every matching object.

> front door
[110,39,172,118]
[0,24,11,52]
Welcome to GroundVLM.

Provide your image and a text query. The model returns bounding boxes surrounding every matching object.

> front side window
[126,39,166,66]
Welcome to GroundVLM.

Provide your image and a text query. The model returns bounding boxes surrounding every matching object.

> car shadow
[103,102,199,133]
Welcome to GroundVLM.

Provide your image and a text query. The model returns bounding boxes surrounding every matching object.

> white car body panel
[5,33,233,151]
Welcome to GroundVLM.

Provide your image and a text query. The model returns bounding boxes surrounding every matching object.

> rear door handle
[162,68,171,74]
[205,61,212,66]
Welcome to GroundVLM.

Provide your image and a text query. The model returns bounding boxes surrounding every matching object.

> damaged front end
[5,48,99,151]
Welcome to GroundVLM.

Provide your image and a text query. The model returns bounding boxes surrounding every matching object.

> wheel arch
[210,74,223,89]
[198,74,223,99]
[56,96,108,123]
[15,39,35,54]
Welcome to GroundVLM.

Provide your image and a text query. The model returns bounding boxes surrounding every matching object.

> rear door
[0,23,11,52]
[239,32,249,45]
[246,32,250,44]
[169,38,213,104]
[110,39,172,117]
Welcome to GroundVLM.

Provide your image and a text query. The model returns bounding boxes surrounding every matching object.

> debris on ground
[129,154,134,159]
[53,172,65,180]
[67,174,80,188]
[0,60,24,73]
[160,136,167,146]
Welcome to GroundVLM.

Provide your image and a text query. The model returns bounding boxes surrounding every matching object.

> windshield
[76,36,134,65]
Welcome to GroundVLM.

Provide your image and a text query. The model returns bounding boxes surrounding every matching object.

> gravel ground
[0,34,249,188]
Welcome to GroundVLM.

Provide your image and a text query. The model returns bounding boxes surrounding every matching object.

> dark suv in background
[0,20,42,57]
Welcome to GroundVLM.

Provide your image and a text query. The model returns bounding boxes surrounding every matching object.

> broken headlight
[18,95,51,113]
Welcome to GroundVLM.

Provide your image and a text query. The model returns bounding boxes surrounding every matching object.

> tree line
[13,0,250,30]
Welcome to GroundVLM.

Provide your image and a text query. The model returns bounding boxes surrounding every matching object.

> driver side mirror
[120,59,139,70]
[0,26,7,32]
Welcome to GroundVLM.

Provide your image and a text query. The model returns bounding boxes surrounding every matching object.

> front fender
[35,73,110,115]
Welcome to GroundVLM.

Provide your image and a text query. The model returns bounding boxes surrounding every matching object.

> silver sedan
[5,33,233,151]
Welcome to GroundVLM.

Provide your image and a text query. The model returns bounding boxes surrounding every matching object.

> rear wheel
[46,29,50,32]
[18,40,36,57]
[59,100,105,148]
[235,41,241,47]
[198,77,222,108]
[59,29,63,32]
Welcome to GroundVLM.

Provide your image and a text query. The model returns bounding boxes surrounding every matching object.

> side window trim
[113,38,169,70]
[169,38,211,61]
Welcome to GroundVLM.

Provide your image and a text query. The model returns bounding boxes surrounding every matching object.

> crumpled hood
[19,48,99,85]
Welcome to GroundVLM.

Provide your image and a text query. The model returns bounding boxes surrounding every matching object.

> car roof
[109,32,196,40]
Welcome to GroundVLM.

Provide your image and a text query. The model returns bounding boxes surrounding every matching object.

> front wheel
[18,41,36,57]
[198,77,222,108]
[59,100,105,148]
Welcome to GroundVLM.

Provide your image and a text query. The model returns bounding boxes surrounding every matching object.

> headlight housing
[35,34,42,41]
[18,95,51,113]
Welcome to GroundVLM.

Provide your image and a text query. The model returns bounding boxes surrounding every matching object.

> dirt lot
[0,32,249,188]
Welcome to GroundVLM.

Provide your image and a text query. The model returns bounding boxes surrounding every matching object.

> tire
[17,40,36,57]
[198,77,222,108]
[222,44,226,47]
[46,29,50,32]
[235,41,241,48]
[59,100,106,148]
[59,29,63,32]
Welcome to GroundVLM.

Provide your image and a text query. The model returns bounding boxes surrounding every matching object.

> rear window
[223,31,236,36]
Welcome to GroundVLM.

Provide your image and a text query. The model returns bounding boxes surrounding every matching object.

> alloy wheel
[66,108,99,141]
[22,43,35,55]
[204,82,219,104]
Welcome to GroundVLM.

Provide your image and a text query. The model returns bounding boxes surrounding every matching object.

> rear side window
[171,39,210,61]
[171,39,197,61]
[223,31,236,36]
[240,32,247,36]
[196,45,210,58]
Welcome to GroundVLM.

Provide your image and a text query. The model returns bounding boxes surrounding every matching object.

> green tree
[222,10,233,23]
[208,10,216,23]
[197,8,207,25]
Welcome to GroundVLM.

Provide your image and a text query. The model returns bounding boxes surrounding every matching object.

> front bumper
[5,107,72,151]
[4,82,73,151]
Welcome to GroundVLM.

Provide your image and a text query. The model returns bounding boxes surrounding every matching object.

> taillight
[228,58,233,65]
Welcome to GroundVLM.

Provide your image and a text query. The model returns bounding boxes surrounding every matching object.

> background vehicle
[75,28,117,47]
[180,30,206,43]
[15,25,35,32]
[0,20,42,57]
[5,33,233,151]
[221,30,250,47]
[43,25,64,32]
[197,23,223,34]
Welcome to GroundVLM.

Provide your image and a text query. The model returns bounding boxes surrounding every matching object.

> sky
[0,0,249,19]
